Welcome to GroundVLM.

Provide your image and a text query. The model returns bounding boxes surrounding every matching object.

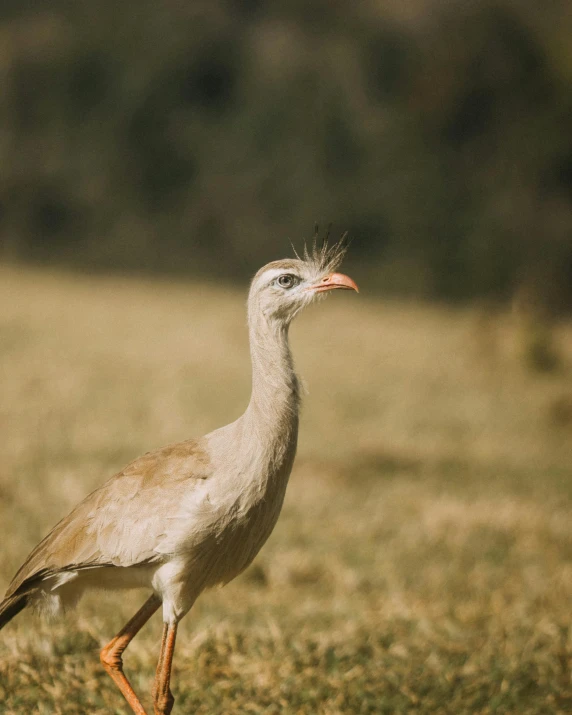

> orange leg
[100,594,161,715]
[151,622,169,702]
[153,622,178,715]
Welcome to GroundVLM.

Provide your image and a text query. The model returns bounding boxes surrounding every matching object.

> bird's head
[248,229,358,326]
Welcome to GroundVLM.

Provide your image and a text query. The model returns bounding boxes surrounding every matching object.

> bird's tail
[0,593,29,630]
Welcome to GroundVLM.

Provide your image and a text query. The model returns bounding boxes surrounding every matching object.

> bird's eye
[277,274,297,289]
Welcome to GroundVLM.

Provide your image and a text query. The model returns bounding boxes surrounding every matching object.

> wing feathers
[5,439,211,598]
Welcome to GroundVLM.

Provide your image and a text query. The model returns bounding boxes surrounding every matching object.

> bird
[0,230,358,715]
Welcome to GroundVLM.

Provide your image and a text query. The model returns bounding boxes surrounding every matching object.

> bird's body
[0,235,357,714]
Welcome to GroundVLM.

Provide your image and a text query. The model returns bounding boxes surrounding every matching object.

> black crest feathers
[293,224,350,274]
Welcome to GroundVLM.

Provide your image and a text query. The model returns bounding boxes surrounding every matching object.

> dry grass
[0,266,571,714]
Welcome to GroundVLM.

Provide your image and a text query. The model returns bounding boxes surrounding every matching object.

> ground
[0,266,571,714]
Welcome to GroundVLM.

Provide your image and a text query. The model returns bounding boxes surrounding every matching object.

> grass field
[0,265,571,714]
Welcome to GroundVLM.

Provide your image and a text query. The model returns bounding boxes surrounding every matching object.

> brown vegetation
[0,267,571,713]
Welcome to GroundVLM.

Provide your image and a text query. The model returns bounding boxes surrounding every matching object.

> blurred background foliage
[2,0,572,309]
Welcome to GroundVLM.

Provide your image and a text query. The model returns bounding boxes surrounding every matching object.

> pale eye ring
[277,274,297,289]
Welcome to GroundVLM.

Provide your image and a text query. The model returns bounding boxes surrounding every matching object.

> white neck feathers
[240,304,300,474]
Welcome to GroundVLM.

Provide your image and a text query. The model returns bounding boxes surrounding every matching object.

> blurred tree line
[1,0,572,309]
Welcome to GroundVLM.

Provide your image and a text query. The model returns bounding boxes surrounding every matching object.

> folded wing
[5,439,213,599]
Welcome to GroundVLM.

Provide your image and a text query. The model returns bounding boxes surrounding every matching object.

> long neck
[241,307,300,459]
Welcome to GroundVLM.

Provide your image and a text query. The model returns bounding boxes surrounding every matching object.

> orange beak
[310,272,359,294]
